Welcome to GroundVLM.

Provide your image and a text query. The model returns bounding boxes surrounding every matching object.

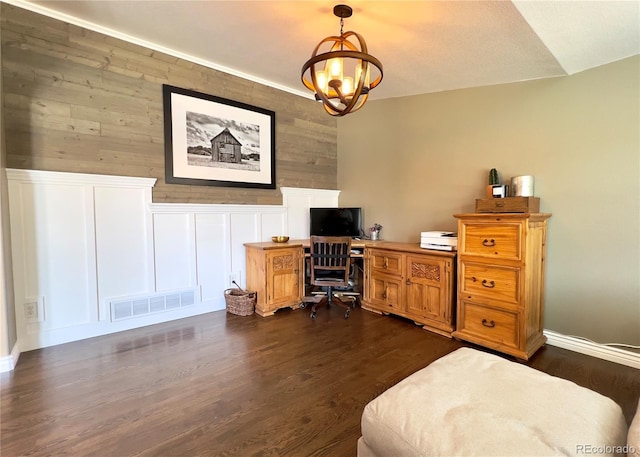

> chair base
[301,288,357,319]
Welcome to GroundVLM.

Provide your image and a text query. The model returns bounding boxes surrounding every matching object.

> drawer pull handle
[482,238,496,247]
[406,279,412,286]
[383,260,388,269]
[481,279,495,288]
[482,319,496,328]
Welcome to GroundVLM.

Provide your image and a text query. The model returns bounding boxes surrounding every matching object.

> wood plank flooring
[2,307,638,456]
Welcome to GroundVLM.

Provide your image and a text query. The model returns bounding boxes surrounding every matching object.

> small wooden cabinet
[366,249,404,313]
[362,244,456,337]
[245,243,304,316]
[453,213,551,360]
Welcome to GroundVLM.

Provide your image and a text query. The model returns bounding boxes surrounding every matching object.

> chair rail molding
[5,168,157,188]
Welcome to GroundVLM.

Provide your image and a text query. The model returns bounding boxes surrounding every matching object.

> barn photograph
[185,111,261,172]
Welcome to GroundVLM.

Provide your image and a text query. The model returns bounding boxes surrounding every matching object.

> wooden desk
[243,239,371,318]
[244,240,457,337]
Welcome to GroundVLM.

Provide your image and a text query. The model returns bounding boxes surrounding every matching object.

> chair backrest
[309,236,352,287]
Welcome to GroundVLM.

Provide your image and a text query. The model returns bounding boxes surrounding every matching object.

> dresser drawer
[461,223,522,260]
[458,301,519,348]
[460,262,520,304]
[368,249,403,276]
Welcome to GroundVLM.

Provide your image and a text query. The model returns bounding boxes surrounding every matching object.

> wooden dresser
[362,243,457,337]
[453,213,551,360]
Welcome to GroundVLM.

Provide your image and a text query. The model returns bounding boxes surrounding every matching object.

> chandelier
[301,4,383,116]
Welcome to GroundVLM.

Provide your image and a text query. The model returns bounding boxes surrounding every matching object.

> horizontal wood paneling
[1,3,337,204]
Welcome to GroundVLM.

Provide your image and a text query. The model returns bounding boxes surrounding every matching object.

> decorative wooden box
[475,197,540,213]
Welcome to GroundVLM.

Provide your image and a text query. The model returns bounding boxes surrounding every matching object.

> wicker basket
[224,282,256,316]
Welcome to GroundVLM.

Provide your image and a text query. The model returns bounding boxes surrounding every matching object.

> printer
[420,231,457,251]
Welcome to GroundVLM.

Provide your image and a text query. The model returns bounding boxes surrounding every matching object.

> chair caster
[310,311,317,319]
[300,302,307,309]
[344,309,350,319]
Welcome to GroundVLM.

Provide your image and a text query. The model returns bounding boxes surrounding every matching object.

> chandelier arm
[312,81,336,105]
[329,81,351,107]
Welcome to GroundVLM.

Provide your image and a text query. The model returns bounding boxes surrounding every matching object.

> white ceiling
[8,0,640,101]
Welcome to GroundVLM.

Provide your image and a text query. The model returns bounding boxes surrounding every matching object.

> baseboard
[0,341,20,373]
[544,330,640,369]
[18,301,224,353]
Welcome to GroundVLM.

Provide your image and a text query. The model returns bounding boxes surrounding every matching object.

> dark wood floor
[2,306,638,457]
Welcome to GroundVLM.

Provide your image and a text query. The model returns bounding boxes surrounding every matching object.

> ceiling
[8,0,640,101]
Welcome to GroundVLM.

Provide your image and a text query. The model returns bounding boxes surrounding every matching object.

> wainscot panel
[6,169,334,351]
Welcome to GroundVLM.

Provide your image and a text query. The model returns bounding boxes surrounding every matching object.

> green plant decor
[489,168,499,185]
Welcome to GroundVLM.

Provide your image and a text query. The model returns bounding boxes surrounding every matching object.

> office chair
[301,236,355,319]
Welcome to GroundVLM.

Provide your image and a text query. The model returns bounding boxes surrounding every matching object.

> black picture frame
[162,84,276,189]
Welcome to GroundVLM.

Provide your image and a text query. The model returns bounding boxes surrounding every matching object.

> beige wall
[338,56,640,346]
[1,4,337,205]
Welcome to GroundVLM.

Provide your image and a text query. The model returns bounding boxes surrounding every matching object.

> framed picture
[163,84,276,189]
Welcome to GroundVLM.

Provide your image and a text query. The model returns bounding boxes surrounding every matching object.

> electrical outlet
[24,302,38,320]
[228,271,241,288]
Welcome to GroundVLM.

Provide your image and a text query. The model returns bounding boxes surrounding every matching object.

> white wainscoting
[6,169,338,356]
[281,187,340,239]
[148,202,288,302]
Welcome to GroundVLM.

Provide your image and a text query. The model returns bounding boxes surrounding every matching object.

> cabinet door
[405,255,446,320]
[266,249,301,310]
[368,273,403,312]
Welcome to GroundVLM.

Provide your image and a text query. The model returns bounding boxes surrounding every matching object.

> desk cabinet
[362,244,456,337]
[367,249,403,312]
[453,213,551,360]
[245,244,304,316]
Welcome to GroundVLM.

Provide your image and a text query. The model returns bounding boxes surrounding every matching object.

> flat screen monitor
[309,207,362,237]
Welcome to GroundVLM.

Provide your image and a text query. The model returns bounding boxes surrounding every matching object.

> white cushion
[628,399,640,456]
[360,347,628,457]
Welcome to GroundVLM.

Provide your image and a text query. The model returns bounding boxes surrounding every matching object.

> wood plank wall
[0,4,337,205]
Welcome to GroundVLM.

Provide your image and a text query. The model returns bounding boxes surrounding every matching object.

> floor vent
[110,289,196,322]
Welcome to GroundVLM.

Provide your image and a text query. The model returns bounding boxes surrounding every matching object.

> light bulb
[316,70,328,94]
[328,58,343,81]
[342,76,354,97]
[356,62,371,88]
